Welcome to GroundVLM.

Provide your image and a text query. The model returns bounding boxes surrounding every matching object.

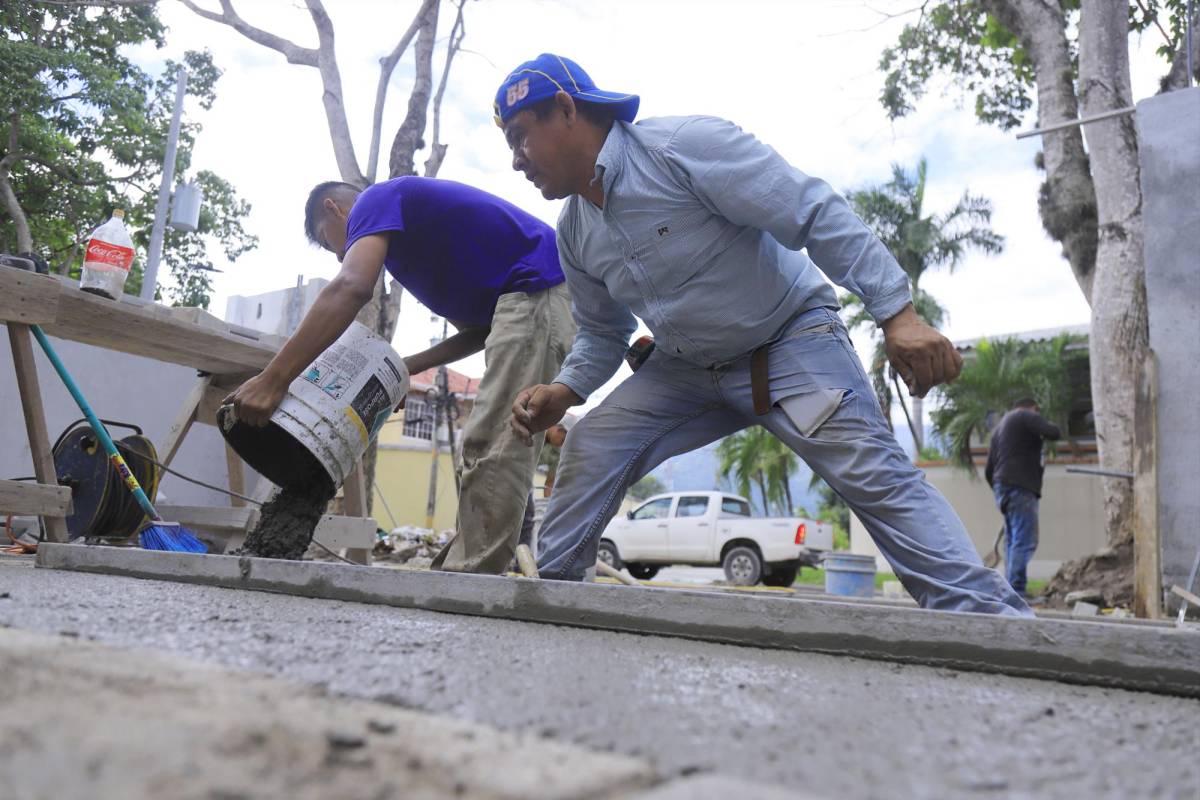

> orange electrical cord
[2,514,37,555]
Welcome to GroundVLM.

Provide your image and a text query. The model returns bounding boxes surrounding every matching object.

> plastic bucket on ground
[823,552,878,598]
[219,322,409,494]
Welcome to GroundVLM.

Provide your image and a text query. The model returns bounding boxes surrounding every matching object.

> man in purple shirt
[225,176,575,574]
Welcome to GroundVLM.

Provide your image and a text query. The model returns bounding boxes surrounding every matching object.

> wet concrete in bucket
[219,408,337,560]
[240,477,335,559]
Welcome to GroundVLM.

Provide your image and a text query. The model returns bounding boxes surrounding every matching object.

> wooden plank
[339,461,371,564]
[0,270,61,325]
[17,272,279,375]
[225,444,246,508]
[7,324,69,543]
[1134,351,1163,619]
[159,376,210,467]
[312,515,376,551]
[0,479,72,517]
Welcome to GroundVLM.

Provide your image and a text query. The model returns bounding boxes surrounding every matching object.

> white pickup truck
[598,491,833,586]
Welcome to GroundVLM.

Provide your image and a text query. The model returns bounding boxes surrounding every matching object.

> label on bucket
[349,375,394,442]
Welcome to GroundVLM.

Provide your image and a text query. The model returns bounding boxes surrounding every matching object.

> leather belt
[751,343,771,416]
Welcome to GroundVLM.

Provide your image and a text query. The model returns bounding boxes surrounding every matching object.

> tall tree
[843,157,1003,449]
[877,0,1199,599]
[930,333,1085,470]
[0,4,255,306]
[716,428,797,515]
[182,0,470,511]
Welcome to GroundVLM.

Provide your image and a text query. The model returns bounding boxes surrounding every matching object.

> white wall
[1,334,260,528]
[851,463,1108,580]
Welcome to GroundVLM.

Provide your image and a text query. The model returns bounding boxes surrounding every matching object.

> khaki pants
[432,283,575,574]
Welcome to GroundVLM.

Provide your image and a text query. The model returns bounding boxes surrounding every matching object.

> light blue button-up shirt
[553,115,912,400]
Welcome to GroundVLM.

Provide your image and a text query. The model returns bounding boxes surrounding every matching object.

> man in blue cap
[493,53,1030,615]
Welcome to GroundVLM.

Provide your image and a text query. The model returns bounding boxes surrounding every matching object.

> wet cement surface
[1,559,1196,799]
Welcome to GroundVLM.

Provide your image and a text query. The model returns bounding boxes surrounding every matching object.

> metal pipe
[141,69,187,301]
[1065,466,1134,480]
[1015,105,1136,140]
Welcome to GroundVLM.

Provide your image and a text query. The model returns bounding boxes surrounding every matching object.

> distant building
[224,277,329,337]
[374,366,479,531]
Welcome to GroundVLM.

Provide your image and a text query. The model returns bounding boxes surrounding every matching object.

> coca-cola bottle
[80,209,136,299]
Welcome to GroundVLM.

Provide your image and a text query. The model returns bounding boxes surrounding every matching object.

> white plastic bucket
[221,322,408,491]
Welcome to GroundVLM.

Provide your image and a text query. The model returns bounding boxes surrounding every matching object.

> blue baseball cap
[494,53,639,127]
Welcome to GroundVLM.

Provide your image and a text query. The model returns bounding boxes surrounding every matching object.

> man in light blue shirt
[494,54,1030,616]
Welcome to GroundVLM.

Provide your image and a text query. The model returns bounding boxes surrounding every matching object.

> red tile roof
[409,366,479,397]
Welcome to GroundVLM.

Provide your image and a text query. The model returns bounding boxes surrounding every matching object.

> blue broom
[30,325,207,553]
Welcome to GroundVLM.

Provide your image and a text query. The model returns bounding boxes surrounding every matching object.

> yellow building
[373,367,478,531]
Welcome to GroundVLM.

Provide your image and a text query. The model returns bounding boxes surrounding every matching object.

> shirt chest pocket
[639,206,717,276]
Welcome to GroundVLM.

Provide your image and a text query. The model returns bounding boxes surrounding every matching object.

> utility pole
[423,318,461,528]
[141,68,187,301]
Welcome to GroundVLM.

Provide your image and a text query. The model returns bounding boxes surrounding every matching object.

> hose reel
[52,419,162,542]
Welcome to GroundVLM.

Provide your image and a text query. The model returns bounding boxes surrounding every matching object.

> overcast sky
[126,0,1170,413]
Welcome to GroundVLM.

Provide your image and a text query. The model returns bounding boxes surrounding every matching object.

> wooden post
[159,375,210,467]
[224,444,246,508]
[1133,351,1163,619]
[341,460,371,565]
[7,324,69,543]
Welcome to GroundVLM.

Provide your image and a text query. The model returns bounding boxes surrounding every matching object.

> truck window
[720,498,751,517]
[675,496,710,517]
[631,497,672,520]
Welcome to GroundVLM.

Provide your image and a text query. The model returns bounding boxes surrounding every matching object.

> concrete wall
[1,334,258,526]
[1137,88,1200,603]
[851,464,1108,580]
[224,278,328,337]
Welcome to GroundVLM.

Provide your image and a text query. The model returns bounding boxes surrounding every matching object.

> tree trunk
[1077,0,1148,551]
[983,0,1098,301]
[388,1,438,178]
[754,472,769,517]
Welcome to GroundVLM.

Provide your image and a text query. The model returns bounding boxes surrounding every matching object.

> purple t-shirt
[344,177,564,327]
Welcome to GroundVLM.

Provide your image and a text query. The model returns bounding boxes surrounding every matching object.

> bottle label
[85,240,135,271]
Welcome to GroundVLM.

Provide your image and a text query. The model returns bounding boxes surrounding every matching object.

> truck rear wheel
[723,546,763,586]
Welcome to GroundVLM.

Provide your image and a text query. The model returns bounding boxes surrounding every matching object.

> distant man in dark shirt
[985,398,1062,596]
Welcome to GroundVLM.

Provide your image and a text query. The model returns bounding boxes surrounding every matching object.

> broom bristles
[139,522,208,553]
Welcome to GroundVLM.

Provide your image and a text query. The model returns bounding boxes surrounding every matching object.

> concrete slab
[627,774,814,799]
[36,543,1200,697]
[4,559,1196,799]
[0,627,659,800]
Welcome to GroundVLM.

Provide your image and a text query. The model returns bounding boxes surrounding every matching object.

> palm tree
[843,157,1004,450]
[930,334,1086,470]
[716,428,798,515]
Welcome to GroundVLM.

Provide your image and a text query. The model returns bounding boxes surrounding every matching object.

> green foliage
[809,474,850,547]
[628,475,666,502]
[917,444,947,462]
[930,334,1087,471]
[0,4,256,307]
[879,1,1194,129]
[716,427,798,515]
[879,3,1036,129]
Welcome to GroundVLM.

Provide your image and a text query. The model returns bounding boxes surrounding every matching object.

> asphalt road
[1,557,1196,799]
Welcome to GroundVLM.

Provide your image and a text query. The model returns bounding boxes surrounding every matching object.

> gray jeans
[432,283,575,574]
[537,307,1031,616]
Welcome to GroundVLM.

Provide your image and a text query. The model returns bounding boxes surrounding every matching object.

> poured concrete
[1,558,1196,799]
[36,544,1200,697]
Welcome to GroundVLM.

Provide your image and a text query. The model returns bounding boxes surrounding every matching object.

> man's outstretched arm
[403,319,490,376]
[224,234,388,426]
